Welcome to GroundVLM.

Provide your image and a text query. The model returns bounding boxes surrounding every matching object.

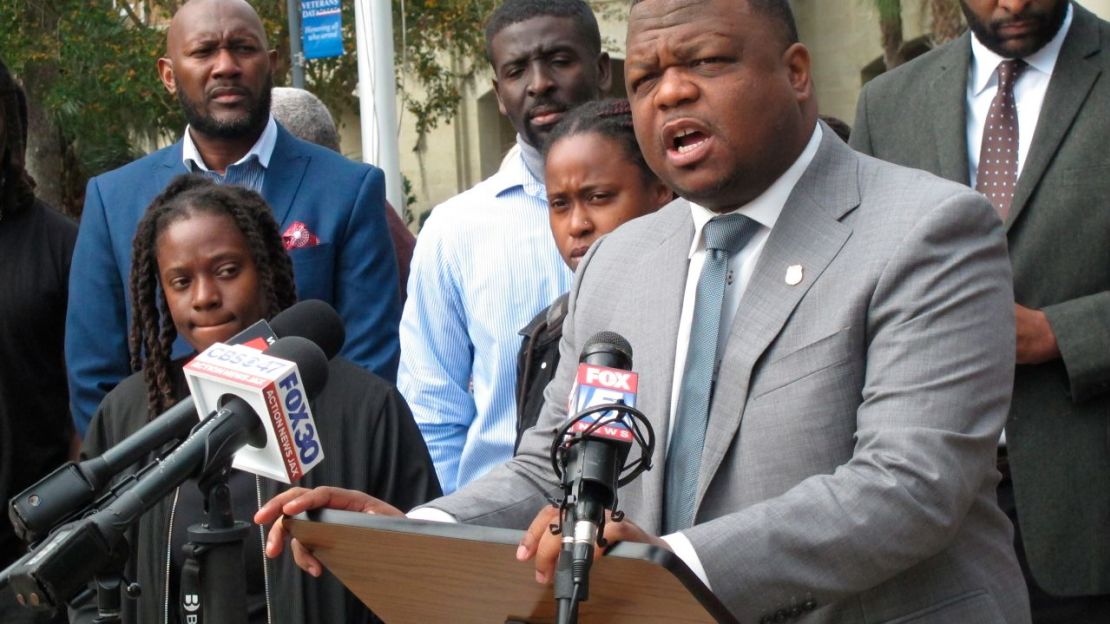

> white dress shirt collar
[965,4,1072,188]
[687,123,823,257]
[969,2,1072,96]
[182,114,278,172]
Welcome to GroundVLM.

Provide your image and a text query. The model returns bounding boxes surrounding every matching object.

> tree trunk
[876,0,905,70]
[880,15,905,70]
[21,62,67,212]
[929,0,966,46]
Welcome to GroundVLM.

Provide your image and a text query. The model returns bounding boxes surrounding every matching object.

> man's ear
[651,179,675,210]
[492,79,508,117]
[782,42,813,105]
[596,52,612,96]
[157,57,176,95]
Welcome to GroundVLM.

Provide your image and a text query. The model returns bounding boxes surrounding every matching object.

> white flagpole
[353,0,404,213]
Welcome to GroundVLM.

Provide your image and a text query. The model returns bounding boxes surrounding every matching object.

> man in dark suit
[65,0,400,436]
[851,1,1110,621]
[259,1,1029,621]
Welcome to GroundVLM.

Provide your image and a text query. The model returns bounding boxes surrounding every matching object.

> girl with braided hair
[76,174,439,624]
[515,99,673,450]
[126,173,297,418]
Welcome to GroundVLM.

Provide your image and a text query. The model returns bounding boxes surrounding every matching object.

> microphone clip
[550,403,655,492]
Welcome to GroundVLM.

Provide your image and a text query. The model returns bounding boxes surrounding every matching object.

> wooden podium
[285,510,737,623]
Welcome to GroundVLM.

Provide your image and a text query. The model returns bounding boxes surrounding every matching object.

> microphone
[0,337,329,612]
[182,336,327,483]
[264,299,346,358]
[8,300,344,545]
[565,332,636,548]
[551,331,654,624]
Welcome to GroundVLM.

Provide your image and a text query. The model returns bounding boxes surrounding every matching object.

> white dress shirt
[966,3,1072,188]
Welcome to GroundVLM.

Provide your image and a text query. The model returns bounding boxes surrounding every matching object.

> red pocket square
[282,221,320,250]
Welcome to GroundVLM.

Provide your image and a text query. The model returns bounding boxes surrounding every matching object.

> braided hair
[129,174,297,417]
[542,99,658,185]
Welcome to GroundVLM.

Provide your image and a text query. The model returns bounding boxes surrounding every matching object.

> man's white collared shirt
[966,3,1072,187]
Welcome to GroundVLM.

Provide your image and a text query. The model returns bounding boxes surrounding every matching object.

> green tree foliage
[393,0,497,145]
[0,0,502,214]
[0,1,180,211]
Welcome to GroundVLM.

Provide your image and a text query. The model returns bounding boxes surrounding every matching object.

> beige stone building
[336,0,1110,225]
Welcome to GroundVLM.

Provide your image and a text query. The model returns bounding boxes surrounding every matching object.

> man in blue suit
[65,0,400,435]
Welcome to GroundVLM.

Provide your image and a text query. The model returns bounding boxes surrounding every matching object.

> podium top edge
[288,508,738,623]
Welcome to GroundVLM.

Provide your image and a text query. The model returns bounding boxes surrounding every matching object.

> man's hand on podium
[255,486,403,577]
[516,505,670,585]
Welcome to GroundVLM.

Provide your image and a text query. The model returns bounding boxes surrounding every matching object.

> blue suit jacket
[65,125,401,435]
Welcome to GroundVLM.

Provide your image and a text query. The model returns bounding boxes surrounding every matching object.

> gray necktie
[663,213,761,534]
[976,59,1027,220]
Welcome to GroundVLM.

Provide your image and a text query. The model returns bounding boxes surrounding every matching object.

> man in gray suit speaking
[258,1,1030,621]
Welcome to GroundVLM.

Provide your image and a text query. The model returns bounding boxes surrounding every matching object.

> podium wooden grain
[285,509,737,623]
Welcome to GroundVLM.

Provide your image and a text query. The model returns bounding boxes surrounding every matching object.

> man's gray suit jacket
[429,129,1030,623]
[851,2,1110,597]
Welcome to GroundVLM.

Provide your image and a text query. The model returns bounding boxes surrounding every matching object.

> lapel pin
[785,264,804,286]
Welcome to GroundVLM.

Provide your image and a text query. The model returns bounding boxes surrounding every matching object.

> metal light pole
[286,0,305,88]
[353,0,404,213]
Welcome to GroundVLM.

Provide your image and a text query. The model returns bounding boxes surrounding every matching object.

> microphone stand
[0,399,262,616]
[550,403,655,624]
[179,462,249,624]
[91,568,139,624]
[553,521,580,624]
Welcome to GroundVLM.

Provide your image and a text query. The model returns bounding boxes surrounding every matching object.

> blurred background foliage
[0,0,964,215]
[0,0,499,215]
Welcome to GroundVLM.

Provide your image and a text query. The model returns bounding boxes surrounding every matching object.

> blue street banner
[301,0,343,60]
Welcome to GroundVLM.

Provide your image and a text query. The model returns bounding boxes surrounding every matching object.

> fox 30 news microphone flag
[184,340,326,483]
[0,337,329,613]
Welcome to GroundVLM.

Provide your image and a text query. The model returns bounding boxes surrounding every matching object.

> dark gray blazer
[430,130,1030,623]
[852,2,1110,597]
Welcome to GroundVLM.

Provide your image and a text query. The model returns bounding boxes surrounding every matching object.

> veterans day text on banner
[302,0,343,60]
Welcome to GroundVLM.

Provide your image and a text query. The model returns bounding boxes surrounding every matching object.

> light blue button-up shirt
[181,114,277,191]
[399,138,573,493]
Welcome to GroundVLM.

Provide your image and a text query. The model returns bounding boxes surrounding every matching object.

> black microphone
[552,331,653,624]
[0,337,329,611]
[568,331,634,554]
[8,300,344,545]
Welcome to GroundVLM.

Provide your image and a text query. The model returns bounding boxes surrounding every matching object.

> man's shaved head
[166,0,269,54]
[157,0,276,145]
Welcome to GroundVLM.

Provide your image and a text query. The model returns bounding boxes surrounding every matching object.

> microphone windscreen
[580,331,633,369]
[270,300,346,359]
[263,336,329,399]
